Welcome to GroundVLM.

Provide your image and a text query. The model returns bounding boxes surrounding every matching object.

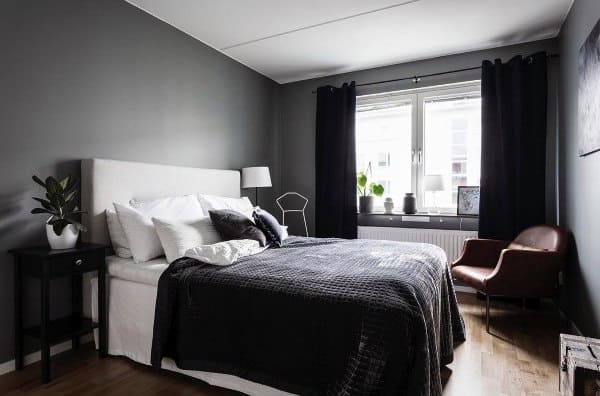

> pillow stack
[113,195,205,262]
[106,194,287,264]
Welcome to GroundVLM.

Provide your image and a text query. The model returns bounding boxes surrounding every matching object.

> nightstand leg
[71,273,82,350]
[41,261,50,383]
[98,264,107,358]
[13,256,23,370]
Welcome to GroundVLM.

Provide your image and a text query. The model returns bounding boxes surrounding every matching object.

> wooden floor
[0,293,568,396]
[442,293,568,396]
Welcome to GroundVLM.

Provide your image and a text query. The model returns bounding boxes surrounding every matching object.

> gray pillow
[208,209,268,247]
[253,208,284,247]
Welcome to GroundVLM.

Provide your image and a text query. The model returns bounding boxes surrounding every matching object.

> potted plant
[31,175,86,249]
[357,162,384,213]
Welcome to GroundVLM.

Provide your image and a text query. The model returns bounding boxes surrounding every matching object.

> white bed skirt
[90,276,294,396]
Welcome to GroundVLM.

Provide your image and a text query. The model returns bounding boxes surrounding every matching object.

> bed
[81,158,464,396]
[82,158,292,395]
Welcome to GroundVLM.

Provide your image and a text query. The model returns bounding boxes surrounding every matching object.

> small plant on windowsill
[31,175,87,250]
[357,162,384,213]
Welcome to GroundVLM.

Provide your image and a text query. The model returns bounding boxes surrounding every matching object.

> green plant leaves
[59,175,70,190]
[49,194,62,214]
[45,176,61,195]
[49,218,70,236]
[31,208,56,215]
[32,197,56,211]
[357,172,367,188]
[64,191,76,203]
[31,174,87,232]
[32,175,46,188]
[356,172,367,196]
[356,162,385,197]
[369,183,385,197]
[61,176,78,194]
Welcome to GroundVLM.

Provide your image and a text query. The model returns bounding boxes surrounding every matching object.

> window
[356,82,481,213]
[356,96,415,208]
[377,152,391,167]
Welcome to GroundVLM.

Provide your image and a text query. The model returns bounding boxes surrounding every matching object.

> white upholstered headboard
[81,158,241,246]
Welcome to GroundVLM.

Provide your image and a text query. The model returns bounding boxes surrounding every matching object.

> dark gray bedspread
[151,237,465,395]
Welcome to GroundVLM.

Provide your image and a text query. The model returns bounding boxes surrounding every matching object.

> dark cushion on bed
[253,208,284,247]
[208,209,267,247]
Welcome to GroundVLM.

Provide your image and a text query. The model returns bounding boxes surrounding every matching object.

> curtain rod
[310,53,559,94]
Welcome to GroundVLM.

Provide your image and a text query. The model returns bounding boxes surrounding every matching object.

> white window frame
[356,81,481,214]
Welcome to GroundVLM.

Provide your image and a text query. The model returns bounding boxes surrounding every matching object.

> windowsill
[359,211,478,218]
[357,212,479,231]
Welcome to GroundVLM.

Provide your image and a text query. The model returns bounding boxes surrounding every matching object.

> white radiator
[357,226,478,264]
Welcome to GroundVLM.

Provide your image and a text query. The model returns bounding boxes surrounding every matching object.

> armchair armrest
[485,249,563,297]
[452,238,510,268]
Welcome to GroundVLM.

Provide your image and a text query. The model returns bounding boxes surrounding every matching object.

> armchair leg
[486,295,490,333]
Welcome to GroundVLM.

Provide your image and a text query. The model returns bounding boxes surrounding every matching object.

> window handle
[417,149,423,163]
[411,149,416,164]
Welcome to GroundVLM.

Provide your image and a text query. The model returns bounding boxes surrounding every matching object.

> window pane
[356,102,413,209]
[423,95,481,211]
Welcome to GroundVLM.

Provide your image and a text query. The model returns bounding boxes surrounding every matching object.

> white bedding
[97,256,293,396]
[185,239,266,266]
[106,255,168,286]
[106,238,266,285]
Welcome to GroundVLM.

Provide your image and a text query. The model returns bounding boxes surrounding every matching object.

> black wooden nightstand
[9,243,108,383]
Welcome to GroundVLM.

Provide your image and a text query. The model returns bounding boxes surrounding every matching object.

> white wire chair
[276,192,309,237]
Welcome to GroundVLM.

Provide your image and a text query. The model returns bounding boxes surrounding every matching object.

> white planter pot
[46,223,79,250]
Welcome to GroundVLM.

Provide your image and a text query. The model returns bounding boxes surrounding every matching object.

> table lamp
[241,167,272,206]
[425,174,445,213]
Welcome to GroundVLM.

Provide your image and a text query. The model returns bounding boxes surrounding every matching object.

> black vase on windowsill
[359,196,374,213]
[403,193,417,214]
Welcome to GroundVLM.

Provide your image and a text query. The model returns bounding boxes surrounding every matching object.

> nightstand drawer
[49,253,101,275]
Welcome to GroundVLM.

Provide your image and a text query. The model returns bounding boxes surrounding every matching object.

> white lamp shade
[241,167,272,188]
[425,174,445,192]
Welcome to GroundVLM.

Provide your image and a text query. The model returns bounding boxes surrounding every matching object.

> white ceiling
[126,0,573,84]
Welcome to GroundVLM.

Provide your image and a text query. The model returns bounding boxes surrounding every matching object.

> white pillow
[130,195,205,218]
[281,225,289,240]
[152,217,222,263]
[105,208,132,258]
[114,195,206,263]
[114,203,164,263]
[197,194,254,219]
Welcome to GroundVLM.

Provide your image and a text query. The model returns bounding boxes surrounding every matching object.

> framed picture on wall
[578,18,600,156]
[457,186,480,216]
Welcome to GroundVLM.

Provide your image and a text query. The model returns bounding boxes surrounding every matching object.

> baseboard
[0,334,93,376]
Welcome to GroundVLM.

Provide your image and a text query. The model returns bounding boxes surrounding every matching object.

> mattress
[106,255,168,285]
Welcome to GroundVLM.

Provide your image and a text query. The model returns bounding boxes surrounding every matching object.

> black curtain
[479,52,547,240]
[315,82,357,239]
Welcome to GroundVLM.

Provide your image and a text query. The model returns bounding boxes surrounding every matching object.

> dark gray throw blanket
[151,237,465,396]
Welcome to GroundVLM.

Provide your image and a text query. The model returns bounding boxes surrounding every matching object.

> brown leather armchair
[451,225,568,332]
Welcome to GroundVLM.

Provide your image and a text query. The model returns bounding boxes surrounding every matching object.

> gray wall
[0,0,576,368]
[557,0,600,337]
[0,0,280,364]
[280,39,559,236]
